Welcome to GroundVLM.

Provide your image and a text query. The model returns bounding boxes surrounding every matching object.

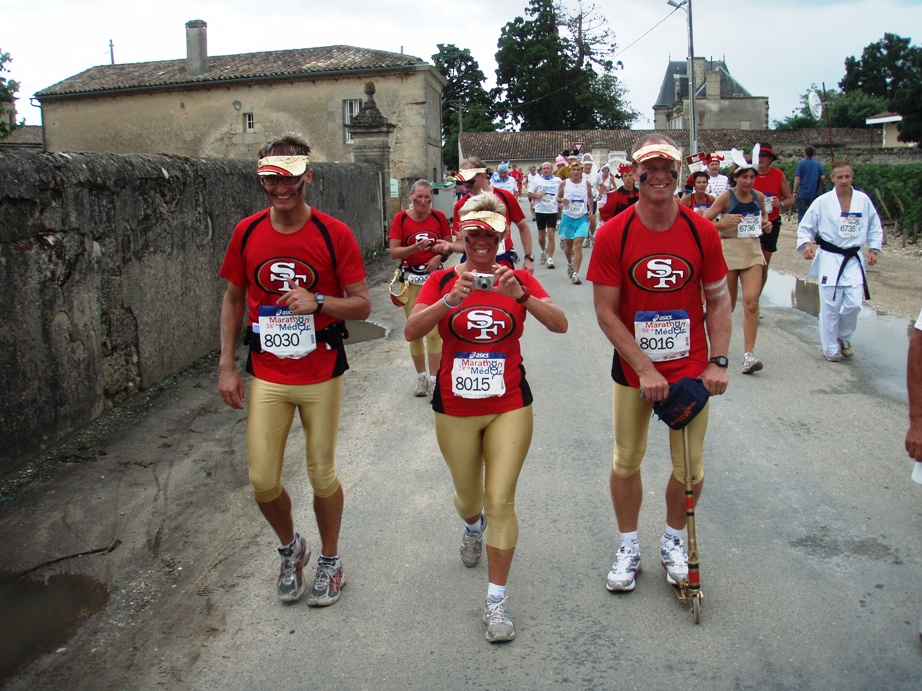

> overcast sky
[4,0,921,134]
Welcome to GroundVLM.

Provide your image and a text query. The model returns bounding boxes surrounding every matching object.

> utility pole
[109,40,115,65]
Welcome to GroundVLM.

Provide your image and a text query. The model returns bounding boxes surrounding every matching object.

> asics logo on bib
[629,255,694,292]
[449,307,516,344]
[255,258,318,294]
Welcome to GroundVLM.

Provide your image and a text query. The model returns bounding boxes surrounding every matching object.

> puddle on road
[0,573,109,681]
[761,270,915,399]
[344,320,386,344]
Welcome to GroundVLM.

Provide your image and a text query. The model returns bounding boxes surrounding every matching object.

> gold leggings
[434,406,533,550]
[403,282,442,359]
[612,382,708,483]
[246,376,343,502]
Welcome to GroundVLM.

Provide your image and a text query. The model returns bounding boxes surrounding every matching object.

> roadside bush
[775,161,922,245]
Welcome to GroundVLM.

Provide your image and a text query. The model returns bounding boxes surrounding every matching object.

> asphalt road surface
[3,222,922,689]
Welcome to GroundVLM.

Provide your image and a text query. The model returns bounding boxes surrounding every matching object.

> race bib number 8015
[451,352,506,399]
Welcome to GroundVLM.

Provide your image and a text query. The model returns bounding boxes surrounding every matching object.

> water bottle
[912,462,922,484]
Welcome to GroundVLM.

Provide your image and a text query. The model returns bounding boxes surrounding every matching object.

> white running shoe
[606,546,641,592]
[660,538,689,585]
[540,249,547,265]
[483,597,515,642]
[741,352,763,374]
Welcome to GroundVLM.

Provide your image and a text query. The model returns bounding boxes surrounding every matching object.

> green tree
[891,80,922,143]
[773,85,888,130]
[492,0,636,131]
[0,50,23,140]
[432,44,496,169]
[840,33,922,143]
[493,0,568,130]
[840,33,921,100]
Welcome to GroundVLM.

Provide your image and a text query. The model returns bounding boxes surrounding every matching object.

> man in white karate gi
[796,160,883,362]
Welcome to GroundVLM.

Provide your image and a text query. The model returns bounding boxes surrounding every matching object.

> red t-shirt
[453,187,525,253]
[387,210,451,271]
[599,188,639,222]
[219,208,366,385]
[754,167,785,222]
[509,169,524,193]
[586,205,727,388]
[415,268,549,416]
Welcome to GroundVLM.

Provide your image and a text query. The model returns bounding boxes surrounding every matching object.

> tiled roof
[460,129,880,161]
[0,125,43,147]
[655,59,753,108]
[37,45,426,98]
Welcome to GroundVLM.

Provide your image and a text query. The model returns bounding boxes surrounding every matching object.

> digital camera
[472,272,496,290]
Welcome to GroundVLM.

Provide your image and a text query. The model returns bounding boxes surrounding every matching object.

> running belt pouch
[389,267,410,307]
[653,377,710,431]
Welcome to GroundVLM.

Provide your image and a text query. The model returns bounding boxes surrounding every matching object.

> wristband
[524,254,534,262]
[443,294,462,309]
[514,286,531,304]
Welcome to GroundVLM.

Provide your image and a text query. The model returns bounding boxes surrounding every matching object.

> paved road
[5,217,922,689]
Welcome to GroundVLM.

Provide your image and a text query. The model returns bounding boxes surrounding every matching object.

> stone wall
[0,150,382,472]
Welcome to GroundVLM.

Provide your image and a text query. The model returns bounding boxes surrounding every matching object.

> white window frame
[344,99,363,143]
[244,112,255,133]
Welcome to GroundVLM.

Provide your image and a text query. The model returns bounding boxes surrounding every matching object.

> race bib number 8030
[257,305,316,359]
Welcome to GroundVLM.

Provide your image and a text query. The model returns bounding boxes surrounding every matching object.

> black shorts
[535,212,558,231]
[760,219,782,253]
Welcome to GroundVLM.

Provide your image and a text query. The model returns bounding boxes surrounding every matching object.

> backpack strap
[311,213,338,273]
[239,210,271,257]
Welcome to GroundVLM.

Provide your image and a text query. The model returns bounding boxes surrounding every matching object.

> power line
[613,8,682,60]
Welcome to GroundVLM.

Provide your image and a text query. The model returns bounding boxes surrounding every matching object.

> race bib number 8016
[634,310,691,362]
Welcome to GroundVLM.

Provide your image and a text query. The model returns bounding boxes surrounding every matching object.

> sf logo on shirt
[255,258,319,293]
[629,255,694,292]
[449,307,516,344]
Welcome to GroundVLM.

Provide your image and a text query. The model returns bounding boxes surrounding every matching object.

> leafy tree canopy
[493,0,636,131]
[432,43,496,169]
[839,33,921,100]
[839,33,922,143]
[774,85,889,130]
[0,50,23,140]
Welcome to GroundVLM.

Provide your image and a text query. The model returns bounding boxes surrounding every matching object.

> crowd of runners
[218,131,891,644]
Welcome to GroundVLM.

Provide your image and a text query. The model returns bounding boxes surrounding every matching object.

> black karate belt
[653,377,710,431]
[814,235,871,300]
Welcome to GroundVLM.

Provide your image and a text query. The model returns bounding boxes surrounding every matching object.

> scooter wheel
[692,596,701,624]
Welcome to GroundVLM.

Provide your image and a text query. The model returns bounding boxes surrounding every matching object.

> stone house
[653,58,768,131]
[35,20,446,189]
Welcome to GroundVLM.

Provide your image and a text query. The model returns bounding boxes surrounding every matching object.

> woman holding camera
[405,193,567,643]
[388,179,452,398]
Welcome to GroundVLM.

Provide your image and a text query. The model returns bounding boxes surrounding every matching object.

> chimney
[185,19,208,77]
